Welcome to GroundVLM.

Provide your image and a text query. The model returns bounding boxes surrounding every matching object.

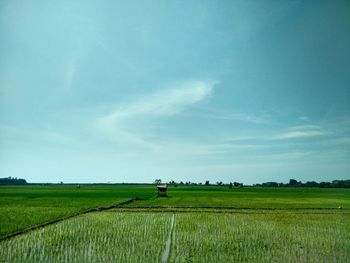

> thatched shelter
[157,184,168,197]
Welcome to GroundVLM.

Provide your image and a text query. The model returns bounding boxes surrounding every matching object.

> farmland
[1,211,349,262]
[0,213,172,262]
[0,184,154,238]
[0,184,349,262]
[127,185,350,209]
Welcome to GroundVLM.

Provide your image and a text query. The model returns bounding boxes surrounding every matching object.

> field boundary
[2,199,348,242]
[112,207,349,215]
[161,214,175,263]
[0,198,139,242]
[121,206,348,210]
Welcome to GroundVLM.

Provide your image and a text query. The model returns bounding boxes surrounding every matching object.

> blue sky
[1,0,349,184]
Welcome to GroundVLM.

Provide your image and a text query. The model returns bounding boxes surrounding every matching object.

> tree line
[158,179,350,188]
[0,177,27,185]
[256,179,350,188]
[1,177,349,188]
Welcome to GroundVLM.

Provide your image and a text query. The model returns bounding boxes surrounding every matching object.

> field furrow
[1,211,349,263]
[0,212,171,263]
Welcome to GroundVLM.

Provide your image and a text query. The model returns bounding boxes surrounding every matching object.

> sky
[1,0,350,184]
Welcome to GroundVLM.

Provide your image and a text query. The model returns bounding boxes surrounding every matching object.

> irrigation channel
[161,214,175,263]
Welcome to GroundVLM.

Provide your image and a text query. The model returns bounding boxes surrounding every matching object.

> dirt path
[161,214,175,263]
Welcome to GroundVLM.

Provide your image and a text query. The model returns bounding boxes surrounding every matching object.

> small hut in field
[157,184,168,197]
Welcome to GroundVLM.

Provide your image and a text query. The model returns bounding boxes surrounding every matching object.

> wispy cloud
[96,80,215,148]
[273,125,327,140]
[185,107,271,124]
[222,125,327,143]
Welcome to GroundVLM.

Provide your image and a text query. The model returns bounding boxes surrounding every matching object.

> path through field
[162,214,175,263]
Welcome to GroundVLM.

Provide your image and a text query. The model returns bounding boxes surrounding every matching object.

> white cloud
[106,80,213,119]
[274,125,327,140]
[96,80,215,148]
[188,110,271,124]
[287,125,323,131]
[274,130,325,140]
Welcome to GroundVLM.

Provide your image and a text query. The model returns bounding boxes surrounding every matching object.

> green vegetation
[172,212,350,262]
[0,212,171,262]
[1,184,349,262]
[127,185,350,209]
[166,178,350,188]
[0,184,154,238]
[1,211,349,262]
[0,177,27,185]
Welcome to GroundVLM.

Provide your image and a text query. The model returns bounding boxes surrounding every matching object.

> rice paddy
[0,185,349,262]
[0,184,154,238]
[1,211,349,262]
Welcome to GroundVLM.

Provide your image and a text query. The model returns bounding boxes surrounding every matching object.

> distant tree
[305,181,319,187]
[333,180,350,188]
[233,182,243,187]
[262,182,279,187]
[228,182,233,189]
[319,181,332,188]
[257,179,350,188]
[216,181,223,186]
[341,180,350,188]
[0,177,27,185]
[179,181,184,185]
[205,180,210,186]
[154,179,162,185]
[289,179,300,186]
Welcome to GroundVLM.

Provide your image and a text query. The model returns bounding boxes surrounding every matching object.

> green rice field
[127,186,350,209]
[0,184,154,238]
[1,211,349,262]
[0,185,349,262]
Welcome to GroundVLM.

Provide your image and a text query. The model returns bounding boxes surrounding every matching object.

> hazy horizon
[1,0,350,184]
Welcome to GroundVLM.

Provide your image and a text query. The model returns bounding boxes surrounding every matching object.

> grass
[0,212,172,262]
[1,184,349,239]
[171,211,350,262]
[0,184,155,238]
[1,211,349,262]
[127,185,350,209]
[1,184,349,262]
